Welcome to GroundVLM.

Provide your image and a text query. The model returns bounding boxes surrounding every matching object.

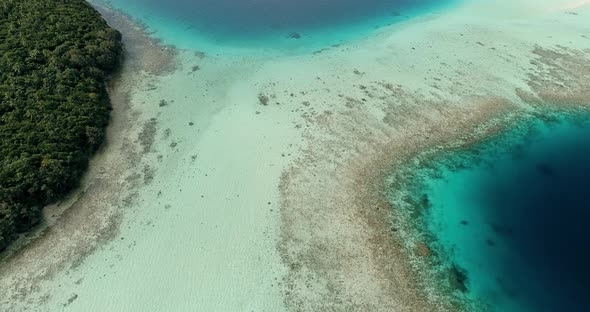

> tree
[0,0,122,250]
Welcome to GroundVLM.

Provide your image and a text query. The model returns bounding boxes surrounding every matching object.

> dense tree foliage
[0,0,122,250]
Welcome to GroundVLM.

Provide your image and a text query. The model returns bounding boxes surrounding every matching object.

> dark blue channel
[108,0,445,40]
[476,116,590,311]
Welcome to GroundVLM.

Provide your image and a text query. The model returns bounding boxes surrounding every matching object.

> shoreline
[0,2,293,310]
[0,4,178,309]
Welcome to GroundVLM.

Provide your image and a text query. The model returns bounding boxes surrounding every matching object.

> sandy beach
[0,0,589,311]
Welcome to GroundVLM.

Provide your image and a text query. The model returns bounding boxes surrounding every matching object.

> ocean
[404,113,590,311]
[99,0,451,52]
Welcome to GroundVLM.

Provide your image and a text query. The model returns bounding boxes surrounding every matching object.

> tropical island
[0,0,122,250]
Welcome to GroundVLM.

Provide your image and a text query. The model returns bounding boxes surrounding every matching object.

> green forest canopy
[0,0,122,250]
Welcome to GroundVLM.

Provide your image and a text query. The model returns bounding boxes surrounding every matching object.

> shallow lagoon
[1,0,589,310]
[407,113,590,311]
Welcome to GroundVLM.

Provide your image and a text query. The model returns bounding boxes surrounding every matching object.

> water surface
[101,0,451,51]
[406,114,590,311]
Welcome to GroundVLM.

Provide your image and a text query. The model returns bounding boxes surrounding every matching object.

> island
[0,0,122,250]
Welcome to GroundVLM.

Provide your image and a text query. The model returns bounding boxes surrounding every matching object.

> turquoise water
[405,113,590,311]
[98,0,454,52]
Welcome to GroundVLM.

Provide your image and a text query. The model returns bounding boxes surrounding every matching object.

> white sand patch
[23,51,303,311]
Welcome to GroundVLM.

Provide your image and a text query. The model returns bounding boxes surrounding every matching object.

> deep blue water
[113,0,435,36]
[102,0,450,50]
[407,114,590,311]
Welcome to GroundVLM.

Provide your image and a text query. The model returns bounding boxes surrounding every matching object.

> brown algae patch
[518,46,590,110]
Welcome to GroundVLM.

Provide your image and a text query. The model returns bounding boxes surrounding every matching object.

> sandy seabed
[0,0,589,311]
